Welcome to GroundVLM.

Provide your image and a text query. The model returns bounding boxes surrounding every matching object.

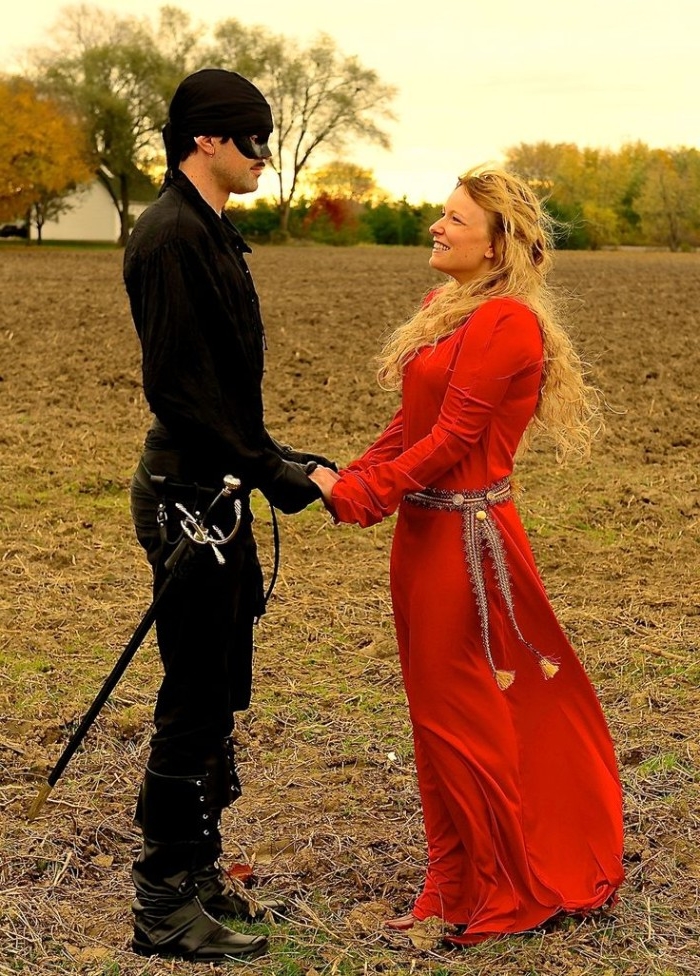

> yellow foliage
[0,75,94,223]
[305,160,378,203]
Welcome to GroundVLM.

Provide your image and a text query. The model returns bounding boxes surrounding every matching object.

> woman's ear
[485,243,494,259]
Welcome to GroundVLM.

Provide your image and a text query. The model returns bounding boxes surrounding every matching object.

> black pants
[130,459,265,776]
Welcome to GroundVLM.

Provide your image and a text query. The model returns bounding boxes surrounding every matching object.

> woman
[309,167,624,944]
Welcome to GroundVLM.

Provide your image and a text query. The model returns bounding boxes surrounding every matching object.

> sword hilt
[222,475,242,495]
[176,474,243,562]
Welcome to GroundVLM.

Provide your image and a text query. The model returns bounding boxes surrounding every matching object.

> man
[123,68,333,962]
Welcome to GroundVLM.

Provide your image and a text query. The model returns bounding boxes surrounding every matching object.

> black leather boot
[195,861,288,922]
[190,737,288,922]
[132,767,267,961]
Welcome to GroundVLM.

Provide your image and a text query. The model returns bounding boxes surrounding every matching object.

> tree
[637,148,700,251]
[298,161,379,244]
[301,194,369,245]
[505,142,639,248]
[504,142,582,203]
[580,201,620,250]
[224,197,280,242]
[30,183,89,244]
[30,6,187,244]
[611,142,650,244]
[305,160,378,203]
[361,198,435,246]
[0,75,93,227]
[207,23,396,234]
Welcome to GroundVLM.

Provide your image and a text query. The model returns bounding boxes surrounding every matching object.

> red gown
[330,297,624,940]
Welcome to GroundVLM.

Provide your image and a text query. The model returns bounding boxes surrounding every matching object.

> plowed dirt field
[1,246,698,976]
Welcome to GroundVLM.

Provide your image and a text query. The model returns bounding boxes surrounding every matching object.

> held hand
[279,445,338,472]
[308,465,341,506]
[300,451,338,472]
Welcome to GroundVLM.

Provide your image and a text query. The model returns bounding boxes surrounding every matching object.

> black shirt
[124,172,318,513]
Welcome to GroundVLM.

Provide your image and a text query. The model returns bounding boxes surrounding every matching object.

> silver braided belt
[405,478,559,690]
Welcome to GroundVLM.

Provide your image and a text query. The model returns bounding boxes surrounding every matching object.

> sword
[27,474,243,820]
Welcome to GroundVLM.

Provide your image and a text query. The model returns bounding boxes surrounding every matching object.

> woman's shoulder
[472,297,541,342]
[476,296,538,322]
[459,297,542,362]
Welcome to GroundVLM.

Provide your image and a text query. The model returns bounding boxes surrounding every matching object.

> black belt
[136,459,220,502]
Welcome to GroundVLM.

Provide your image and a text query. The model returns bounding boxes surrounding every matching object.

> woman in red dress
[309,167,624,944]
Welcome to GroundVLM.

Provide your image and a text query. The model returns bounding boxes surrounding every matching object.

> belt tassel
[406,480,559,690]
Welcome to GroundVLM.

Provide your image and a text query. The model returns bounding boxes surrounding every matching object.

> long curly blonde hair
[377,166,599,459]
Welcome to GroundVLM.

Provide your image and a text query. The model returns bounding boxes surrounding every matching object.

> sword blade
[27,475,241,821]
[27,566,177,820]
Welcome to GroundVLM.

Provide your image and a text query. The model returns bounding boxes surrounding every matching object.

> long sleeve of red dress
[331,299,542,526]
[343,407,404,474]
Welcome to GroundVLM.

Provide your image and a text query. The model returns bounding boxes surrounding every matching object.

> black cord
[264,500,281,605]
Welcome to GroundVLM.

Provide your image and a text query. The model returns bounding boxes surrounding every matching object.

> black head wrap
[162,68,273,174]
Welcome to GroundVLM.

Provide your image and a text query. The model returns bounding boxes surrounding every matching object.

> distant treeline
[1,0,697,250]
[230,143,700,251]
[227,195,442,248]
[505,142,699,252]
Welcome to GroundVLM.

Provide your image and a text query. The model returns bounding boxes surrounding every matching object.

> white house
[29,167,156,243]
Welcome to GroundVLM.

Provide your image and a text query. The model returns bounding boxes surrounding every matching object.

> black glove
[264,459,321,514]
[279,446,338,472]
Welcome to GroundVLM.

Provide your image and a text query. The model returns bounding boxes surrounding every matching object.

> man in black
[124,69,333,962]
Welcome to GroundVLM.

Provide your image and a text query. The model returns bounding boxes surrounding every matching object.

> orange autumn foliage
[0,76,94,223]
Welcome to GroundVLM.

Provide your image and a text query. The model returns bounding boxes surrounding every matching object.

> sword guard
[175,487,243,564]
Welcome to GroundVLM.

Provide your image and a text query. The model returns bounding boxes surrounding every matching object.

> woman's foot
[384,912,418,931]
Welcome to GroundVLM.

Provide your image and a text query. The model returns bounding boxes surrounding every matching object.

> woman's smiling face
[428,186,495,284]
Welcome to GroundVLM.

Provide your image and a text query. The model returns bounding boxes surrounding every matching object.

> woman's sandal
[384,913,418,931]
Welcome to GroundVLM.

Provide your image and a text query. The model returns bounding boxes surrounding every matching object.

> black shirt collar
[168,170,252,254]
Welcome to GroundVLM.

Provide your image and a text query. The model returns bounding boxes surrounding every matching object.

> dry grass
[0,246,698,975]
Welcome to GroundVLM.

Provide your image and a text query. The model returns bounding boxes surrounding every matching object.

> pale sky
[2,0,697,203]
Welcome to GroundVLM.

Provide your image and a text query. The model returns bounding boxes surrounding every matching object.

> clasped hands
[307,464,340,511]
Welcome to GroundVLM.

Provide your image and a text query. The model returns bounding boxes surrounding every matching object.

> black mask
[231,132,273,160]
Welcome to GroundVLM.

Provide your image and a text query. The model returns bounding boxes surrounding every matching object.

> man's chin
[232,180,259,195]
